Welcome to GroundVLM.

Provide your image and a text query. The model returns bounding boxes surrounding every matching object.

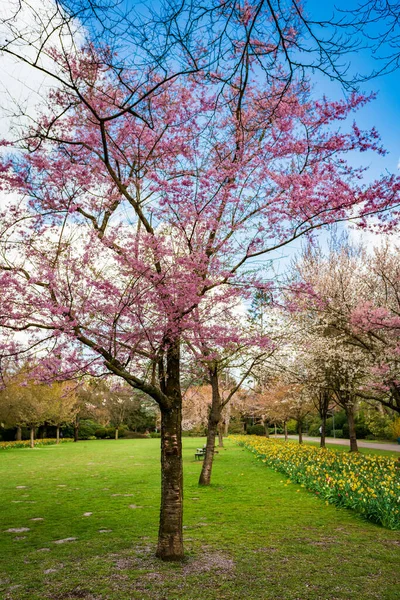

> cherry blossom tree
[1,26,400,558]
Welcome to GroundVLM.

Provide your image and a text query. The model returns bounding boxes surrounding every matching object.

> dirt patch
[182,551,235,575]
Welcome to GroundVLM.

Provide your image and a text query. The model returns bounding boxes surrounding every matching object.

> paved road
[275,434,400,453]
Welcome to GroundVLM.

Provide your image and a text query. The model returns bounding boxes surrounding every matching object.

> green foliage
[334,429,344,438]
[366,412,395,440]
[247,424,266,436]
[149,432,161,438]
[78,420,102,439]
[342,420,371,439]
[227,420,244,434]
[286,419,297,434]
[94,428,107,439]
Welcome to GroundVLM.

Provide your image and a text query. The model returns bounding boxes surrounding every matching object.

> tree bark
[320,419,326,448]
[30,427,35,448]
[218,424,224,447]
[298,420,303,444]
[115,427,119,440]
[274,423,277,436]
[199,368,221,487]
[224,402,231,436]
[284,421,288,441]
[345,404,358,452]
[263,419,270,438]
[318,390,329,449]
[74,416,79,442]
[15,426,22,441]
[56,425,60,444]
[156,339,184,562]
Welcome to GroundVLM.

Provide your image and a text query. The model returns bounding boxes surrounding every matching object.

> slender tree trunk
[263,419,270,438]
[320,419,326,448]
[30,427,35,448]
[345,405,358,452]
[218,423,224,447]
[274,423,277,436]
[115,427,119,440]
[284,421,288,441]
[298,420,303,444]
[199,415,218,486]
[319,390,329,448]
[199,368,221,486]
[74,416,79,442]
[156,340,184,562]
[56,425,60,444]
[224,402,231,436]
[15,426,22,441]
[199,367,224,487]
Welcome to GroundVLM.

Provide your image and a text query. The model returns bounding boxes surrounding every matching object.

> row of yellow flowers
[0,438,74,450]
[231,435,400,530]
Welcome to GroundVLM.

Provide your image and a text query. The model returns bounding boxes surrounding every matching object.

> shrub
[94,428,107,439]
[342,421,371,440]
[247,424,266,436]
[391,418,400,440]
[149,432,161,438]
[334,429,344,438]
[227,420,244,434]
[79,420,102,439]
[308,424,320,436]
[286,419,297,434]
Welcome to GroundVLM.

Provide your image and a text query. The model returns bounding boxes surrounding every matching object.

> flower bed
[231,435,400,530]
[0,438,74,450]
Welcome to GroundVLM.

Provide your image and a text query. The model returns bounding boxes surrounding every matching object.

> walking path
[275,434,400,452]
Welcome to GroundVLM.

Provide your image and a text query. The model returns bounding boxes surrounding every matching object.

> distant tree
[46,382,79,443]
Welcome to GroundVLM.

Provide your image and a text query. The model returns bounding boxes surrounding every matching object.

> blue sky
[305,0,400,178]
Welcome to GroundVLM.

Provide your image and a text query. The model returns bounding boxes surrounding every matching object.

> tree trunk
[224,402,231,436]
[30,427,35,448]
[319,390,329,449]
[298,420,303,444]
[274,423,277,436]
[74,416,79,442]
[345,405,358,452]
[199,367,221,487]
[218,424,224,447]
[284,421,288,441]
[56,425,60,444]
[320,418,326,448]
[156,340,184,562]
[115,427,119,440]
[263,419,270,438]
[15,426,22,441]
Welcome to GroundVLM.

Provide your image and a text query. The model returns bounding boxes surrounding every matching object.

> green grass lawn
[0,438,399,600]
